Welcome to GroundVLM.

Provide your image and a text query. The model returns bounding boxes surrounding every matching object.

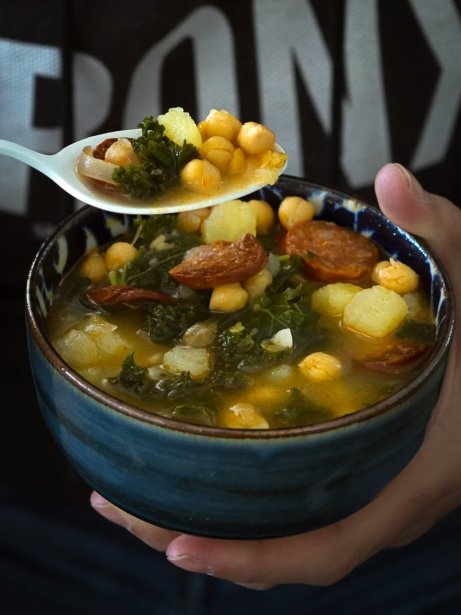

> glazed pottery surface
[26,175,455,538]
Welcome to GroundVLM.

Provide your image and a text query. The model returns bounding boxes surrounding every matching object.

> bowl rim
[25,176,456,440]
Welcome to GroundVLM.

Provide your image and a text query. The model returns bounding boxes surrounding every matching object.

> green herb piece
[112,117,198,199]
[213,283,324,374]
[109,218,201,293]
[143,299,210,343]
[396,320,436,345]
[110,353,147,391]
[272,388,330,427]
[109,353,250,419]
[170,404,218,427]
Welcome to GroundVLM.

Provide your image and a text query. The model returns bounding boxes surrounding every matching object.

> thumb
[374,163,461,276]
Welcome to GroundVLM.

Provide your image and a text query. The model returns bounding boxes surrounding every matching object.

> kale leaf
[107,249,325,414]
[396,320,436,345]
[112,117,198,199]
[143,299,210,343]
[272,388,331,427]
[109,353,250,427]
[110,353,148,391]
[213,282,325,374]
[108,217,201,293]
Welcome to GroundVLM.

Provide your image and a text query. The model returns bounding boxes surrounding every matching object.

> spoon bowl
[0,131,286,215]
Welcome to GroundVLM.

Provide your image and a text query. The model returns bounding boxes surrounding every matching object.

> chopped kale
[109,353,250,415]
[270,254,304,291]
[154,371,200,399]
[108,219,201,293]
[112,117,198,199]
[110,353,147,391]
[272,388,331,427]
[211,283,325,374]
[396,320,436,345]
[133,214,177,246]
[170,403,218,427]
[143,297,210,343]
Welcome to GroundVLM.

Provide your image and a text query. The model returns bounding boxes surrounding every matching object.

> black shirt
[1,0,460,499]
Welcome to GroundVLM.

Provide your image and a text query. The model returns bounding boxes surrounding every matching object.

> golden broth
[46,204,435,430]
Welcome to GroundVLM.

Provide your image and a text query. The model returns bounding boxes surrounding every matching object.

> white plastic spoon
[0,129,287,215]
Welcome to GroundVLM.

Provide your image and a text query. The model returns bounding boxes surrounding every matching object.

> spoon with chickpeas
[0,108,287,215]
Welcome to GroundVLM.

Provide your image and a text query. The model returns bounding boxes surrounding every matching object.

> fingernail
[167,553,214,576]
[90,492,130,529]
[394,163,421,194]
[90,491,111,509]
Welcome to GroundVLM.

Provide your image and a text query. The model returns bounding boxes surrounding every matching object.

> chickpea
[176,207,211,234]
[104,138,140,166]
[180,159,222,194]
[220,402,269,430]
[209,282,248,312]
[278,196,315,229]
[80,251,108,283]
[199,136,235,172]
[248,199,275,233]
[228,147,246,174]
[105,241,139,272]
[371,261,388,283]
[199,109,242,142]
[237,121,275,155]
[244,268,273,299]
[242,154,263,177]
[298,352,342,382]
[372,258,419,295]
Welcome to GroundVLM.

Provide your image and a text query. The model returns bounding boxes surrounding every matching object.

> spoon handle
[0,139,51,175]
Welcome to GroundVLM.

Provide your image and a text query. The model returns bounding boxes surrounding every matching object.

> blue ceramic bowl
[25,176,455,539]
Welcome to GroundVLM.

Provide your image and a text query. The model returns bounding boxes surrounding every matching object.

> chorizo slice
[87,285,176,306]
[356,339,428,373]
[169,233,267,289]
[282,220,378,282]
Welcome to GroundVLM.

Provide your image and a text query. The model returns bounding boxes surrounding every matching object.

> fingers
[165,516,386,587]
[89,491,378,586]
[163,459,454,587]
[374,163,461,277]
[88,165,461,589]
[90,492,179,551]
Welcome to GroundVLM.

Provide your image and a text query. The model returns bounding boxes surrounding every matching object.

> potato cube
[342,285,408,338]
[163,346,211,380]
[311,283,362,318]
[93,332,130,359]
[82,315,129,361]
[157,107,202,148]
[54,329,99,369]
[201,200,256,243]
[82,314,117,334]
